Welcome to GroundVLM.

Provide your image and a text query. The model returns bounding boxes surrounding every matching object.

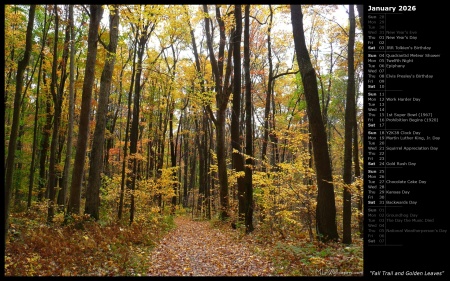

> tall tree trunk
[38,71,52,201]
[216,110,229,220]
[5,4,35,244]
[270,80,279,169]
[182,132,189,208]
[206,118,213,220]
[67,5,103,216]
[129,20,152,224]
[155,111,165,211]
[261,5,273,170]
[85,6,119,220]
[46,27,60,220]
[14,110,25,207]
[189,142,197,209]
[48,5,67,223]
[58,5,75,210]
[195,118,206,216]
[231,5,246,225]
[176,114,183,206]
[169,102,178,214]
[203,5,234,220]
[291,5,339,242]
[28,6,49,209]
[188,12,208,215]
[119,33,138,221]
[243,4,254,233]
[342,4,355,245]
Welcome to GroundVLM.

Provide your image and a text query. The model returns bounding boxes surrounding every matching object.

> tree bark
[182,130,189,208]
[58,5,75,210]
[169,102,178,214]
[119,30,138,221]
[243,4,254,233]
[38,71,52,201]
[67,5,103,216]
[128,37,144,224]
[85,5,119,220]
[46,5,61,223]
[28,7,48,209]
[291,5,339,242]
[216,109,229,220]
[342,4,355,245]
[261,5,273,170]
[129,17,154,223]
[5,4,35,244]
[195,118,206,216]
[231,5,246,225]
[203,5,234,220]
[105,49,130,177]
[48,5,71,222]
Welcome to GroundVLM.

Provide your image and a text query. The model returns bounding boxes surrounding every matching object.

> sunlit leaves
[4,205,175,276]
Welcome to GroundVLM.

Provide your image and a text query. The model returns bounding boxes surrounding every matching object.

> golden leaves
[5,201,176,276]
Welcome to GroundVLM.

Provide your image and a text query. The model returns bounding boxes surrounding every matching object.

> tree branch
[270,70,300,81]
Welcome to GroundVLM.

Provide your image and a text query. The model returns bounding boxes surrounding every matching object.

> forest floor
[5,208,363,277]
[147,216,274,276]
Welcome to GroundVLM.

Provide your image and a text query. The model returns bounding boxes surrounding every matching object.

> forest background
[4,4,364,276]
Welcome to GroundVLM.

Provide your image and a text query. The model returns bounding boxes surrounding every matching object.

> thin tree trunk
[169,102,178,214]
[46,11,60,221]
[270,79,279,169]
[14,109,26,207]
[58,5,75,211]
[119,34,137,221]
[105,49,130,177]
[189,143,197,209]
[48,5,70,222]
[129,20,152,224]
[38,70,52,201]
[176,114,183,206]
[195,118,205,216]
[206,117,213,220]
[243,4,254,233]
[203,5,234,220]
[28,6,49,209]
[182,132,189,208]
[261,5,273,170]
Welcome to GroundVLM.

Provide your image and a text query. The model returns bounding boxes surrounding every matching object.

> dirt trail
[147,216,275,276]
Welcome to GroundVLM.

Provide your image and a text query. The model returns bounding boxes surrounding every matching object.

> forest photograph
[4,4,364,276]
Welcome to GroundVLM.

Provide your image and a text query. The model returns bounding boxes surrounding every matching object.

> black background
[363,2,448,278]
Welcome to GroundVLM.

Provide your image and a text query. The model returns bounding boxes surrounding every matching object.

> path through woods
[147,217,275,276]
